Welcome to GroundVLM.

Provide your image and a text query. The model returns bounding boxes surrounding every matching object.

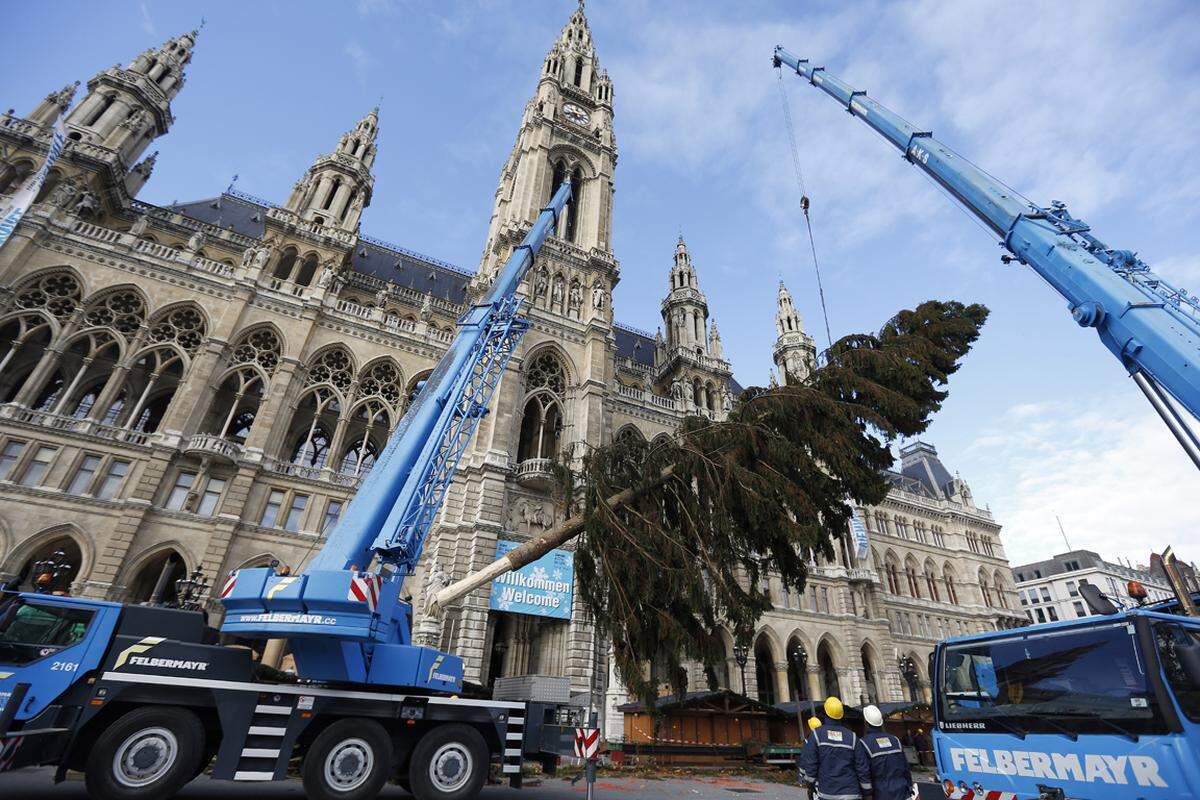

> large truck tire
[407,724,489,800]
[302,718,393,800]
[83,705,205,800]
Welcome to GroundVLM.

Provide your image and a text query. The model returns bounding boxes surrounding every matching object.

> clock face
[562,103,590,126]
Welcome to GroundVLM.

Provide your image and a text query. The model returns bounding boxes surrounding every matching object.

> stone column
[807,665,822,701]
[11,308,84,407]
[774,663,792,704]
[93,99,132,138]
[240,359,300,458]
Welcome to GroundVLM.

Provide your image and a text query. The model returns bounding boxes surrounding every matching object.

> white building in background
[1012,549,1180,623]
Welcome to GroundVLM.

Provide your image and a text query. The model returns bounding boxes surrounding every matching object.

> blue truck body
[930,608,1200,799]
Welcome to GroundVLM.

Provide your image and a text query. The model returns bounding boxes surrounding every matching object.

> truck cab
[930,606,1200,799]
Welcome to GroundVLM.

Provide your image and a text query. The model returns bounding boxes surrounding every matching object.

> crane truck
[775,47,1200,800]
[0,183,585,800]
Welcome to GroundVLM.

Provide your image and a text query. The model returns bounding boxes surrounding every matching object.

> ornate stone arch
[306,344,357,397]
[753,624,785,664]
[116,540,195,604]
[546,144,598,179]
[12,266,85,322]
[0,522,94,589]
[613,424,645,443]
[227,323,286,374]
[230,552,285,572]
[146,301,209,357]
[82,283,149,340]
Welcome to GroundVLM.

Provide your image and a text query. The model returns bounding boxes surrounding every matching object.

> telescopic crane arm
[220,184,573,689]
[774,46,1200,468]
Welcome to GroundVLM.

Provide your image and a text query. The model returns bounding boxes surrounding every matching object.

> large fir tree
[431,300,988,707]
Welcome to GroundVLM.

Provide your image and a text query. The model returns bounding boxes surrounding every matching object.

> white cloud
[345,41,373,87]
[963,398,1200,567]
[139,1,156,36]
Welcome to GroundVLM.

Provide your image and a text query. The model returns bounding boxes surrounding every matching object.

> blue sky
[4,0,1198,567]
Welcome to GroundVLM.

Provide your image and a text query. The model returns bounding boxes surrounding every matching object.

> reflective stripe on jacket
[798,723,872,799]
[858,731,914,800]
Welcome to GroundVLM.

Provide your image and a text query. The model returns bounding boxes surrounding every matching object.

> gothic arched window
[517,352,567,463]
[229,327,282,375]
[0,312,54,404]
[573,58,584,87]
[294,253,319,287]
[322,177,342,211]
[16,271,81,322]
[273,247,299,281]
[147,305,207,356]
[84,289,146,338]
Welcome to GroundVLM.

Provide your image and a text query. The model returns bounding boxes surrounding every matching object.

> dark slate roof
[167,193,267,238]
[351,238,471,303]
[897,441,955,499]
[614,323,655,367]
[167,191,745,391]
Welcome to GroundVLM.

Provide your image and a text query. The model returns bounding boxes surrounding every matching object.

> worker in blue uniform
[858,705,914,800]
[799,696,873,799]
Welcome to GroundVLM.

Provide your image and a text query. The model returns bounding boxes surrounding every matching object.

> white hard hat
[864,704,884,727]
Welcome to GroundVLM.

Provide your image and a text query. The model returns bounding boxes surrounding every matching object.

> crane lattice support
[220,185,573,689]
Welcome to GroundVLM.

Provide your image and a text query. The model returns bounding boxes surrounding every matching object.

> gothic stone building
[0,10,1022,736]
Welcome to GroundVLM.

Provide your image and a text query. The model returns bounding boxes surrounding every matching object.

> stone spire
[28,81,79,126]
[772,281,817,384]
[64,28,199,164]
[474,0,617,283]
[124,150,158,197]
[661,235,710,353]
[284,107,378,232]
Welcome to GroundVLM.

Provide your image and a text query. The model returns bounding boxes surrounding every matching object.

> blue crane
[219,184,573,689]
[773,47,1200,469]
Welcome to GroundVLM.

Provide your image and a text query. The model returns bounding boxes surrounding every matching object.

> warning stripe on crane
[348,572,383,611]
[220,571,239,599]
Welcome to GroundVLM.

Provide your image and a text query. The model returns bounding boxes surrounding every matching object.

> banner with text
[489,540,574,620]
[0,115,67,250]
[850,509,870,561]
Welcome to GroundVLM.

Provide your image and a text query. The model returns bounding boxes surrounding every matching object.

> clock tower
[475,2,618,301]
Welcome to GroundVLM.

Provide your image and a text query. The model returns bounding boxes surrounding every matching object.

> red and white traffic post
[573,716,601,799]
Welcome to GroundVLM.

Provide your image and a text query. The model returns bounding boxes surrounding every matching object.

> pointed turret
[661,235,710,353]
[475,1,618,282]
[28,81,79,126]
[65,27,199,164]
[773,281,817,384]
[124,150,158,196]
[285,107,378,231]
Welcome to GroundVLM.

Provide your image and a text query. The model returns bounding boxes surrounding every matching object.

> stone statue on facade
[129,214,150,237]
[251,244,271,271]
[551,276,564,308]
[568,281,582,315]
[120,108,147,133]
[47,179,77,209]
[421,558,453,606]
[73,189,99,219]
[185,230,205,253]
[533,269,548,304]
[592,282,607,310]
[419,293,434,323]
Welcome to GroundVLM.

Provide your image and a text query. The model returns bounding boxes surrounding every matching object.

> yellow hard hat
[807,717,822,731]
[823,696,844,720]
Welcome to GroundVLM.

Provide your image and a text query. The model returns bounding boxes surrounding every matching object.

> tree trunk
[427,465,675,616]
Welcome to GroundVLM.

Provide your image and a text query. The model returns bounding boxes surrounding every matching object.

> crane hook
[800,195,810,215]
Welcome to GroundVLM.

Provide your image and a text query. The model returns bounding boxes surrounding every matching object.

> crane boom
[774,46,1200,467]
[219,184,573,688]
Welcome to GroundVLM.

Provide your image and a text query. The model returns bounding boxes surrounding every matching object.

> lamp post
[733,640,750,696]
[32,549,73,594]
[171,566,210,611]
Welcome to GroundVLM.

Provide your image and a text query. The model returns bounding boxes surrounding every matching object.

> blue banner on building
[850,509,870,561]
[489,540,574,620]
[0,115,67,251]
